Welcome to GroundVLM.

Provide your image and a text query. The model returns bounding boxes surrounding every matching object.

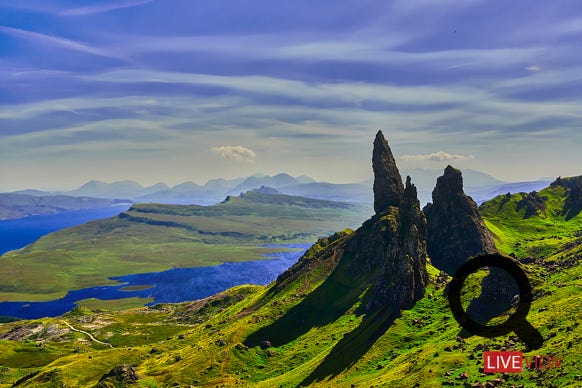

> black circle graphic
[448,253,543,349]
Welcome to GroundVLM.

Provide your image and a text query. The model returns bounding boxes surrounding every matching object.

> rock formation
[423,165,497,276]
[552,176,582,220]
[372,130,404,214]
[95,364,139,387]
[276,130,427,312]
[517,191,547,218]
[423,165,520,322]
[398,176,429,304]
[249,152,429,379]
[346,132,427,311]
[247,131,427,351]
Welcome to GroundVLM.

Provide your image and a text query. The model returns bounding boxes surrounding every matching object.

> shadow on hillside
[244,256,372,347]
[244,251,400,384]
[299,307,396,386]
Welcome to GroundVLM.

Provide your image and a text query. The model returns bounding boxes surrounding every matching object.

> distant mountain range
[5,170,554,207]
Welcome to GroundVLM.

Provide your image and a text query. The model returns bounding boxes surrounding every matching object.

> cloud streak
[1,0,581,187]
[59,0,154,16]
[400,151,475,162]
[112,32,543,70]
[211,146,256,163]
[0,25,123,60]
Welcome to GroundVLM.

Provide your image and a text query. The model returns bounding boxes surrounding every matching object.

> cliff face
[552,176,582,220]
[341,176,427,312]
[341,131,427,312]
[373,130,404,214]
[423,166,519,322]
[423,165,497,276]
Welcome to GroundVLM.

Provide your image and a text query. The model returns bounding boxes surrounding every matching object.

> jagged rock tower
[373,130,404,214]
[423,165,497,275]
[246,131,429,373]
[423,165,518,322]
[257,130,428,316]
[345,130,428,311]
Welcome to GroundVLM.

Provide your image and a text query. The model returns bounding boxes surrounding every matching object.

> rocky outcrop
[95,365,139,387]
[468,266,520,323]
[423,165,497,275]
[398,176,429,304]
[552,176,582,220]
[343,132,427,312]
[517,191,547,218]
[423,166,521,322]
[246,131,427,352]
[362,175,428,311]
[272,132,427,314]
[372,130,404,214]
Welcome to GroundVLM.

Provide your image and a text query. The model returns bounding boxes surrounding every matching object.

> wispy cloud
[0,25,124,60]
[546,16,582,37]
[114,33,543,70]
[85,68,485,107]
[211,146,256,163]
[1,0,581,187]
[59,0,154,16]
[391,0,485,16]
[400,151,475,162]
[5,67,582,146]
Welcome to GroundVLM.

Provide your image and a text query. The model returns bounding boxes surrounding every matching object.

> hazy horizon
[1,1,581,190]
[1,167,559,193]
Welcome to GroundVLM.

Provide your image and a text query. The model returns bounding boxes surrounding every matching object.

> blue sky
[1,0,581,190]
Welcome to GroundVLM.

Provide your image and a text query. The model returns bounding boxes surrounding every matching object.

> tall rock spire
[372,130,404,214]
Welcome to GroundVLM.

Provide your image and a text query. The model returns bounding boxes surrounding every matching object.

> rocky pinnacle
[423,165,497,275]
[372,130,404,214]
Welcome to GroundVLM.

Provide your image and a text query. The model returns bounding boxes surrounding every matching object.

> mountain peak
[372,130,404,214]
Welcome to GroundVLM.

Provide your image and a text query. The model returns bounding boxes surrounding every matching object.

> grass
[75,297,155,311]
[1,252,578,387]
[480,184,582,259]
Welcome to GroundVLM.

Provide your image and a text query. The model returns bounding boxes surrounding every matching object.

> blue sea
[0,206,130,255]
[0,244,309,320]
[0,209,309,319]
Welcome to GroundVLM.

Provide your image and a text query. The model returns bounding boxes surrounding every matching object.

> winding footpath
[60,320,114,348]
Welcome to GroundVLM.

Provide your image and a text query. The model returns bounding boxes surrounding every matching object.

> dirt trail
[61,320,113,348]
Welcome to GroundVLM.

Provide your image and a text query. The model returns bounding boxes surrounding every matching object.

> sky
[1,0,581,190]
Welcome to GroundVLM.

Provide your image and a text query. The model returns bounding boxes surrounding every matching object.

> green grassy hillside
[0,192,371,302]
[0,251,579,387]
[480,178,582,261]
[0,180,579,387]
